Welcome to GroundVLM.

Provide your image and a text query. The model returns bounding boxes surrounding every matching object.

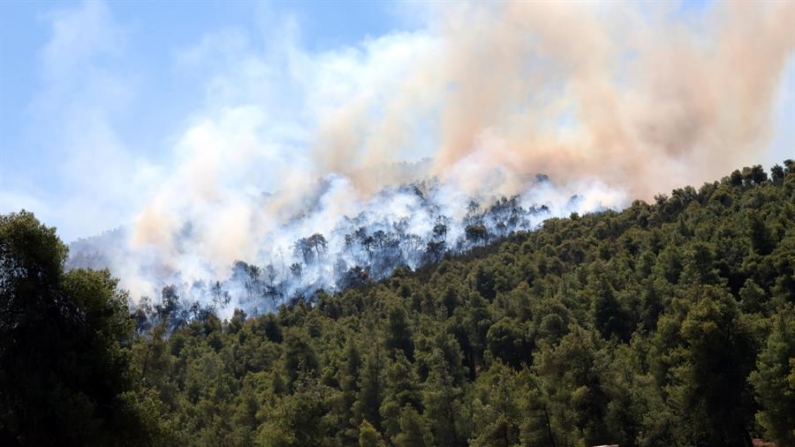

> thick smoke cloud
[68,1,795,315]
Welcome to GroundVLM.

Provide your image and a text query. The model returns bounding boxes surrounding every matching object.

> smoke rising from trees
[67,1,794,314]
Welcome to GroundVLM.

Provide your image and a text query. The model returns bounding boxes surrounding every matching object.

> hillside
[2,161,795,447]
[125,161,795,447]
[4,1,794,446]
[66,170,610,317]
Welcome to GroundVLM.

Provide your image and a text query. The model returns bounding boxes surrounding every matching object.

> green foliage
[668,286,757,445]
[750,305,795,446]
[6,162,795,446]
[358,420,386,447]
[0,211,169,446]
[394,406,434,447]
[257,374,338,447]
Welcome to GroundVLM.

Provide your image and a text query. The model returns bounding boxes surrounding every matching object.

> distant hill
[67,226,127,271]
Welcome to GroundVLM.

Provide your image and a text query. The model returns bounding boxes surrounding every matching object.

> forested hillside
[3,162,795,447]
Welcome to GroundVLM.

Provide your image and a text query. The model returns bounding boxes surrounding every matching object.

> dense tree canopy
[125,162,794,447]
[0,211,168,446]
[2,161,795,446]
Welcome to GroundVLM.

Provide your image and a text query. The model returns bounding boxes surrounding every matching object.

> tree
[423,348,466,447]
[386,305,414,361]
[283,331,319,391]
[379,351,422,439]
[729,169,744,187]
[468,363,521,447]
[748,211,775,256]
[465,225,488,246]
[425,240,447,264]
[353,345,385,432]
[742,165,768,186]
[670,287,757,447]
[290,263,303,279]
[590,272,631,342]
[257,375,337,447]
[337,340,363,443]
[0,211,165,446]
[432,222,447,240]
[358,420,386,447]
[308,233,328,258]
[295,238,314,264]
[486,317,529,368]
[394,406,434,447]
[770,164,785,184]
[749,305,795,446]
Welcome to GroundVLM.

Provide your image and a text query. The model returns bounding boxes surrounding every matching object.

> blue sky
[1,0,793,242]
[0,0,408,240]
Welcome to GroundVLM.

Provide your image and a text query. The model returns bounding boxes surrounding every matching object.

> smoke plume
[68,1,795,315]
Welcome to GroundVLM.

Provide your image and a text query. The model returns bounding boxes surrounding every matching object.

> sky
[0,0,411,241]
[1,0,793,243]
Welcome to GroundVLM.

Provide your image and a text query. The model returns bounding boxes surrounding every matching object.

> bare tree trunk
[544,406,557,447]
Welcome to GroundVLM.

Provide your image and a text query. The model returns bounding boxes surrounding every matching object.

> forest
[65,171,568,314]
[2,161,795,447]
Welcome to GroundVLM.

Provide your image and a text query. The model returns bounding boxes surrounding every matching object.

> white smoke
[65,0,794,315]
[71,171,623,316]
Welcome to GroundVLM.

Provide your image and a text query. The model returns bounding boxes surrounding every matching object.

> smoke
[67,1,794,315]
